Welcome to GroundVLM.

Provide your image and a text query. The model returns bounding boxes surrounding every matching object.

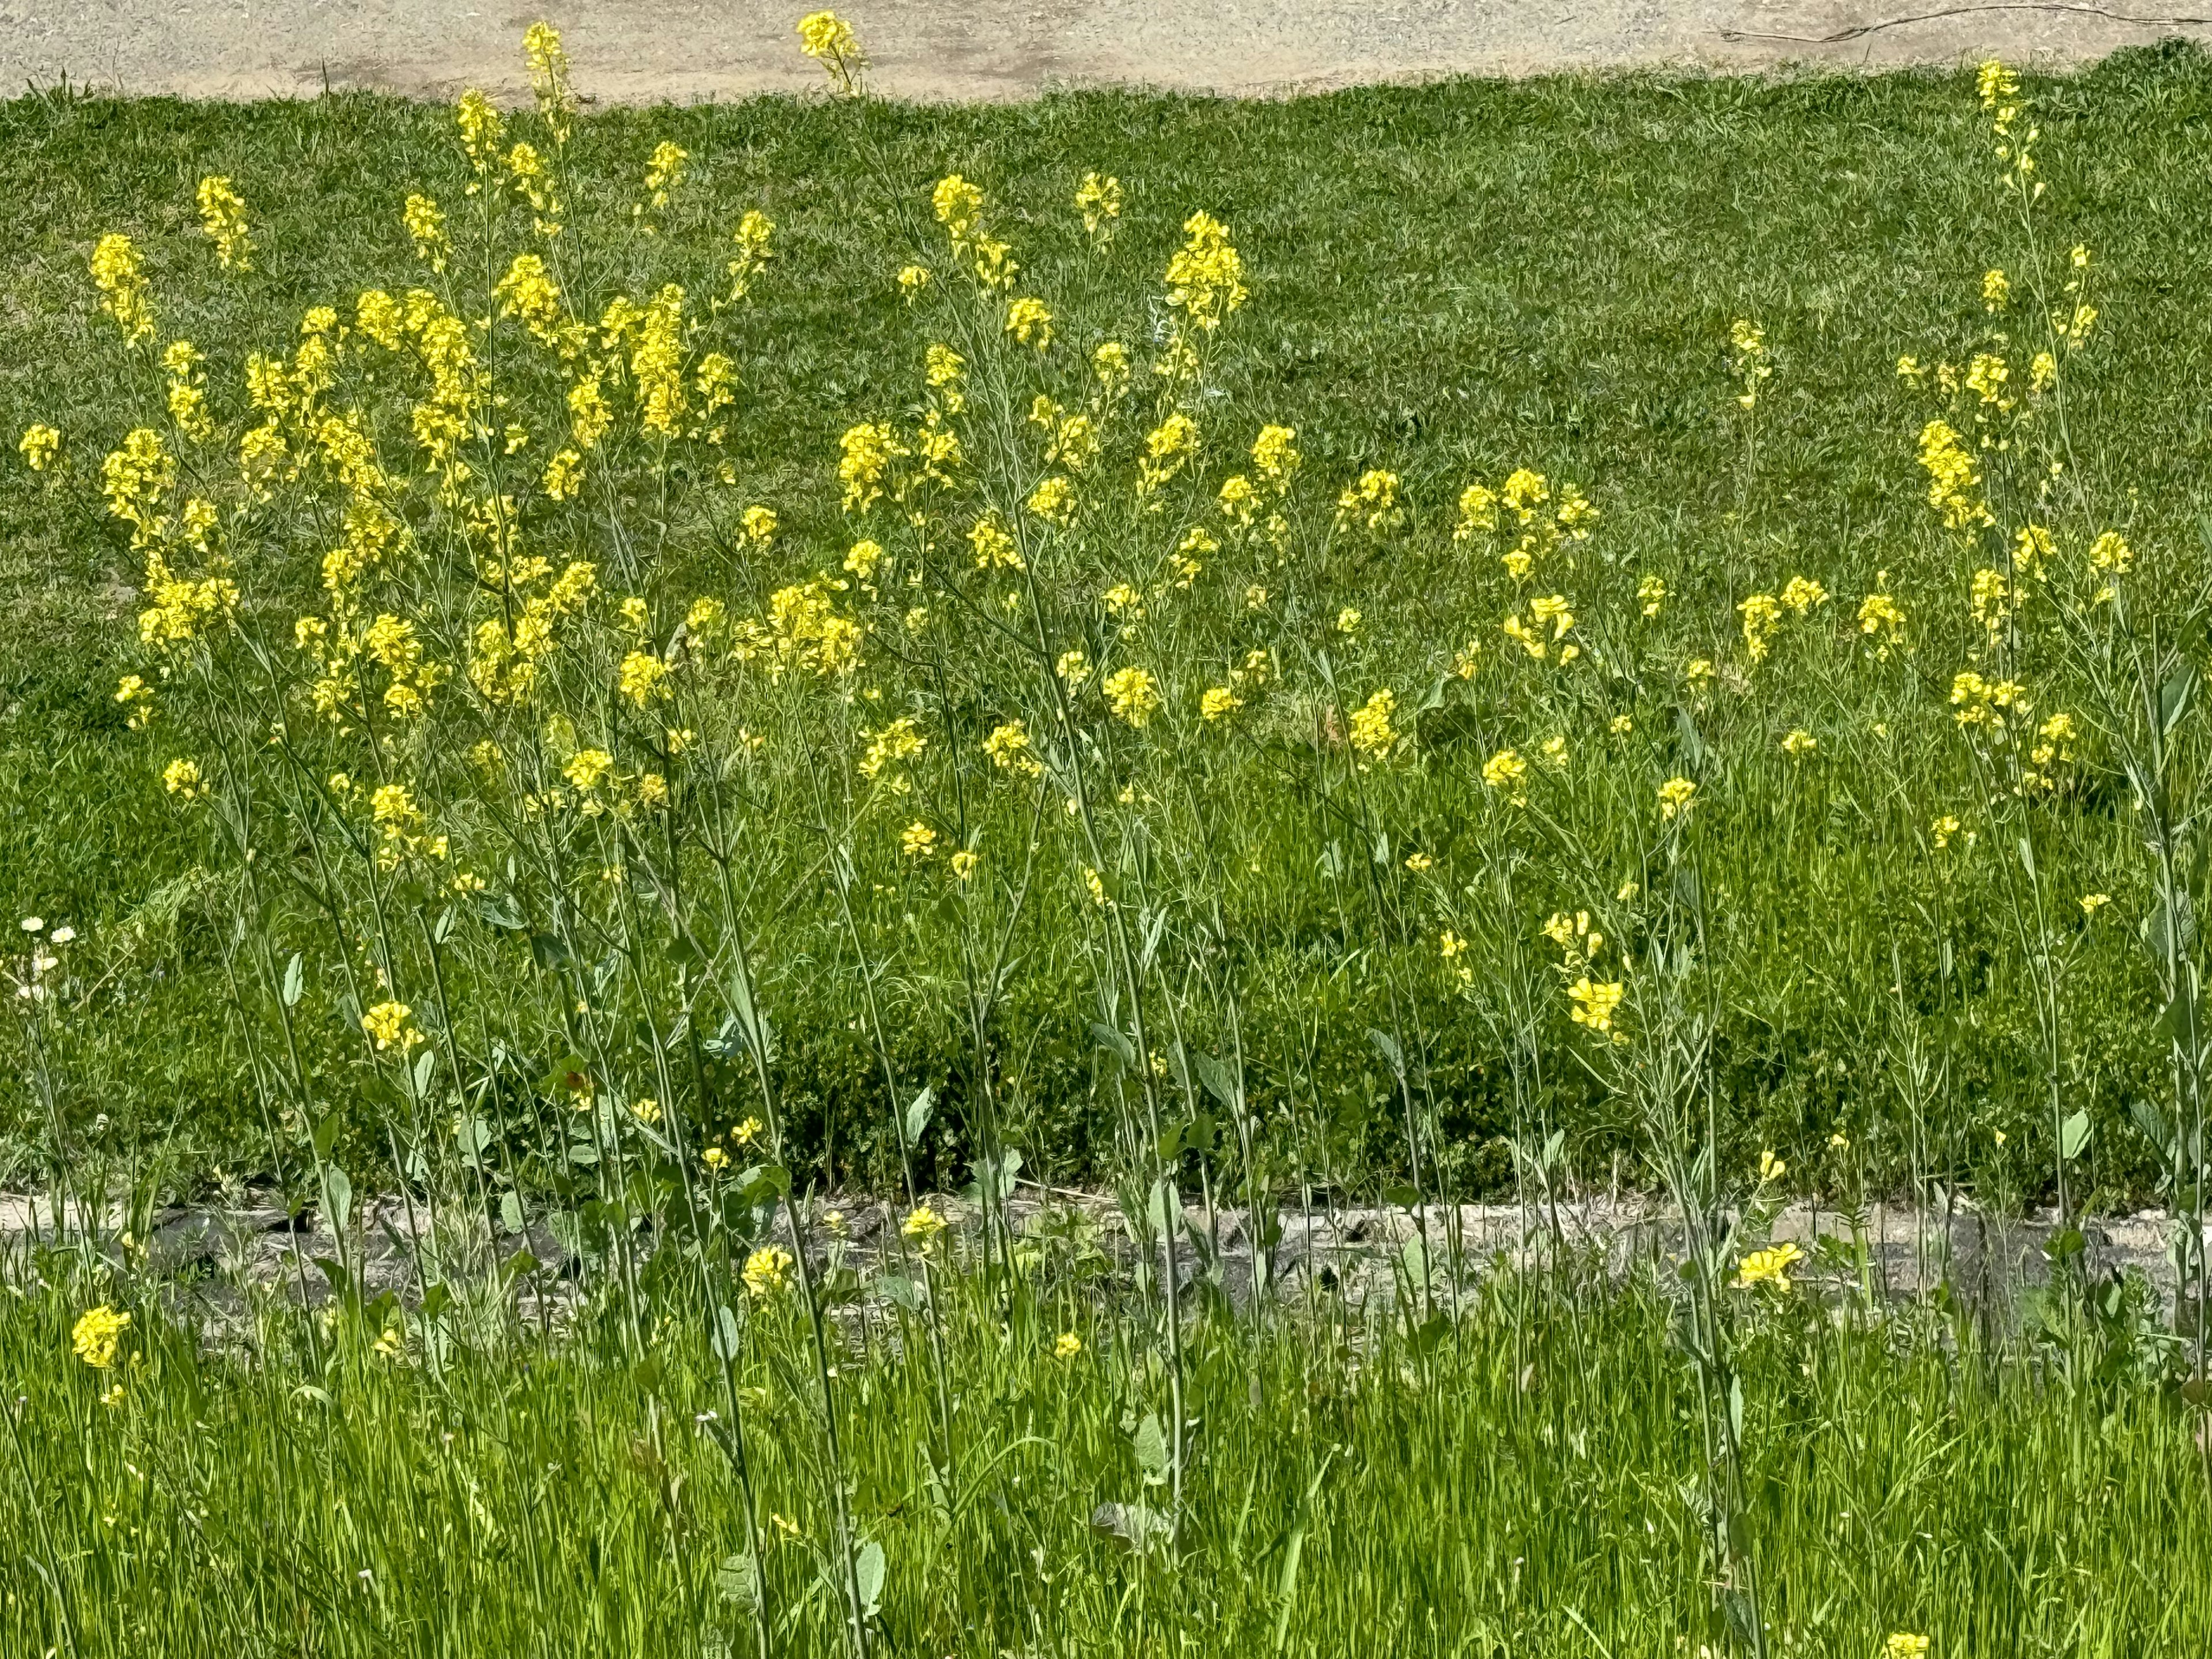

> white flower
[20,916,43,933]
[49,926,75,944]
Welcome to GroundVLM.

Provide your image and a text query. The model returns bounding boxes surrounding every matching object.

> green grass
[6,35,2212,1657]
[4,43,2212,1198]
[3,1240,2204,1658]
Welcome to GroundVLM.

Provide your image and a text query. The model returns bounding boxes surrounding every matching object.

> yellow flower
[1781,728,1816,759]
[71,1305,131,1369]
[89,233,156,346]
[1075,172,1122,244]
[796,9,863,82]
[1104,665,1162,728]
[1982,267,2011,311]
[1657,777,1697,821]
[2089,531,2133,573]
[1567,978,1624,1032]
[743,1245,794,1298]
[1162,210,1247,331]
[563,748,615,791]
[1482,748,1528,804]
[1779,575,1828,615]
[1728,319,1771,407]
[1348,690,1396,758]
[1738,592,1781,661]
[901,821,939,859]
[1637,573,1666,617]
[1733,1241,1802,1291]
[1931,814,1961,849]
[983,720,1043,777]
[902,1205,948,1247]
[389,195,446,276]
[1053,1331,1083,1359]
[196,175,254,270]
[1685,658,1714,686]
[1759,1148,1787,1183]
[971,513,1025,570]
[1884,1636,1930,1659]
[1336,607,1362,636]
[732,1115,764,1146]
[162,757,206,799]
[1027,475,1077,527]
[2080,892,2110,916]
[1918,420,1991,530]
[1334,470,1402,536]
[18,424,61,471]
[361,1001,420,1052]
[1858,590,1907,647]
[1609,714,1634,736]
[1005,295,1054,348]
[951,848,980,880]
[631,1097,663,1125]
[1056,649,1091,688]
[703,1145,730,1171]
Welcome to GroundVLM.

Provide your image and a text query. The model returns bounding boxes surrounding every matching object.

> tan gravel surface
[3,1,2209,103]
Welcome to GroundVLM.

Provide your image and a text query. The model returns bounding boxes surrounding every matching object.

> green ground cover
[2,40,2210,1205]
[5,24,2212,1656]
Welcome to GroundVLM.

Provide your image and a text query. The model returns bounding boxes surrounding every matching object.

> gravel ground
[6,1190,2204,1327]
[2,1,2208,104]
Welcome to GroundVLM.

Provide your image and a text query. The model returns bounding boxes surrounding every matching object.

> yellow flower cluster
[90,233,156,346]
[860,715,927,785]
[196,175,254,270]
[362,999,421,1052]
[1347,688,1397,759]
[72,1305,132,1369]
[1162,211,1247,332]
[1733,1241,1802,1290]
[1335,469,1403,537]
[1104,665,1162,728]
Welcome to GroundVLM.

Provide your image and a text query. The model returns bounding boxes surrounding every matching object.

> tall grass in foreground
[2,1236,2207,1658]
[7,14,2212,1656]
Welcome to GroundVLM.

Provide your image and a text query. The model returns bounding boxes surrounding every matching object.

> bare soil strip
[6,1,2210,104]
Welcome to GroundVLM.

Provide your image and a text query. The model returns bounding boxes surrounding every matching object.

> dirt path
[3,1,2207,103]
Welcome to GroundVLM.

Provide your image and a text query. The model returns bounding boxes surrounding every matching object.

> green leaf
[498,1190,525,1235]
[2161,660,2198,736]
[710,1303,742,1362]
[715,1551,760,1611]
[2130,1097,2172,1152]
[318,1166,352,1233]
[853,1540,885,1620]
[1133,1412,1169,1484]
[1367,1027,1403,1074]
[474,891,528,931]
[1089,1021,1136,1068]
[903,1085,935,1145]
[1191,1050,1239,1112]
[280,952,304,1008]
[2060,1109,2092,1161]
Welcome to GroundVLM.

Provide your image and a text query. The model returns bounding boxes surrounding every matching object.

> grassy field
[5,20,2212,1654]
[3,36,2211,1202]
